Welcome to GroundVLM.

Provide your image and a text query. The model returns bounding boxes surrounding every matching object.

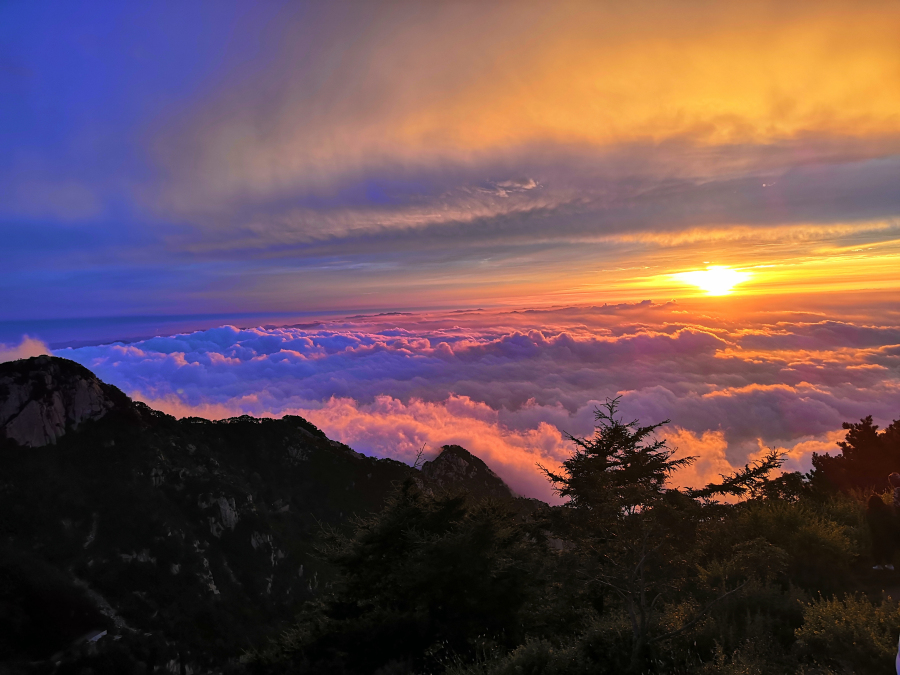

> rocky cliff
[0,355,127,447]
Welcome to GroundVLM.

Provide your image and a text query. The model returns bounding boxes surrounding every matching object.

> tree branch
[412,443,427,470]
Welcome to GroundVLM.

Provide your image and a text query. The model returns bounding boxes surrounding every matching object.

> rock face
[421,444,515,499]
[0,355,124,447]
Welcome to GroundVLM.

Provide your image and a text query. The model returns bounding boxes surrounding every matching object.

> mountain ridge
[422,444,516,500]
[0,356,535,673]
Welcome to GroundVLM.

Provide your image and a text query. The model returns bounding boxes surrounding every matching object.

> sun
[674,266,752,296]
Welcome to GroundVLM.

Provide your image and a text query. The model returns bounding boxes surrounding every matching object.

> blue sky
[1,1,288,318]
[3,1,900,325]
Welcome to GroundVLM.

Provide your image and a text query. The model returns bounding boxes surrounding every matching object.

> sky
[2,1,900,498]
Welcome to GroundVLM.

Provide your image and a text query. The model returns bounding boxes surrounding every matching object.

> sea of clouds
[33,301,900,502]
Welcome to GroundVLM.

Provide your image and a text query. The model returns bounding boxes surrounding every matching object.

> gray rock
[0,355,122,447]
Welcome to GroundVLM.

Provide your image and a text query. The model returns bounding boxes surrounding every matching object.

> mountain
[0,356,528,674]
[0,355,128,448]
[421,444,515,499]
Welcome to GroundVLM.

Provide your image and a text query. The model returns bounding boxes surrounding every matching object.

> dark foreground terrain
[0,357,527,673]
[2,356,900,674]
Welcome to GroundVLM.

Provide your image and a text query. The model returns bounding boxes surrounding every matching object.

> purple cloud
[54,303,900,499]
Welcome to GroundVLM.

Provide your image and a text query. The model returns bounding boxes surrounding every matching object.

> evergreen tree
[258,480,546,674]
[541,397,693,518]
[811,416,900,491]
[542,399,783,673]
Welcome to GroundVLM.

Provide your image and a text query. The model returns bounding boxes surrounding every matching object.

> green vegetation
[257,399,900,675]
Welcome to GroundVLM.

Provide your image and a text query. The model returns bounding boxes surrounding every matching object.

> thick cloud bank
[56,302,900,501]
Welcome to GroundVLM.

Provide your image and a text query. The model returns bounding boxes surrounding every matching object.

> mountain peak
[420,444,515,499]
[0,355,129,447]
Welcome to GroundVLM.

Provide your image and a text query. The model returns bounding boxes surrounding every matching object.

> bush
[445,640,588,675]
[734,501,855,589]
[694,640,838,675]
[795,594,900,673]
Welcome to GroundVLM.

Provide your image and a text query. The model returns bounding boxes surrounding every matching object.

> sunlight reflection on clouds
[55,302,900,500]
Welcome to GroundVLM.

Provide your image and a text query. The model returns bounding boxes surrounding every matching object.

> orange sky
[5,1,900,318]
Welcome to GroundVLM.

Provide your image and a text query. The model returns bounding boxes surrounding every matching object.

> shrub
[795,594,900,673]
[735,501,855,589]
[445,640,590,675]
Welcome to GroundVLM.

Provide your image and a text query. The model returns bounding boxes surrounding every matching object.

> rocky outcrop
[421,444,515,499]
[0,355,125,447]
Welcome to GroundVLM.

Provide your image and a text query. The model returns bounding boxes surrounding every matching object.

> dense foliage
[254,483,547,674]
[257,400,900,675]
[812,415,900,492]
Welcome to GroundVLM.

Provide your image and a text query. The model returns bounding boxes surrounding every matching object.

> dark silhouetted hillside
[0,356,532,673]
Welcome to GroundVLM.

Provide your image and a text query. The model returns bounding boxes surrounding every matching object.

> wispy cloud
[152,3,900,215]
[4,2,900,318]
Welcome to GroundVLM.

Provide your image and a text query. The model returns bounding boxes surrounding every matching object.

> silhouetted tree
[811,416,900,492]
[541,397,693,517]
[688,450,786,501]
[542,399,785,673]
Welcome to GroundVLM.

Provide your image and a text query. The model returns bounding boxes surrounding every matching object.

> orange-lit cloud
[300,395,569,502]
[0,336,49,363]
[9,2,900,495]
[157,2,900,211]
[55,300,900,499]
[139,390,855,502]
[6,2,900,318]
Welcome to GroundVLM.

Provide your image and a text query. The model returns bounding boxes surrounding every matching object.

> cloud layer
[56,301,900,501]
[5,3,899,497]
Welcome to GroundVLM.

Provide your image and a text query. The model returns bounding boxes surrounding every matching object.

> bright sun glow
[674,266,752,296]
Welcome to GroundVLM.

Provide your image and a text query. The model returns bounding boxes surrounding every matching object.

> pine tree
[541,397,693,518]
[541,398,781,673]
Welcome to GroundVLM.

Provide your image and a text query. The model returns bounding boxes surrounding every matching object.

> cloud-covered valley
[53,302,900,502]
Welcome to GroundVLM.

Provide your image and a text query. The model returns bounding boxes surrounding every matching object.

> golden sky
[4,0,900,317]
